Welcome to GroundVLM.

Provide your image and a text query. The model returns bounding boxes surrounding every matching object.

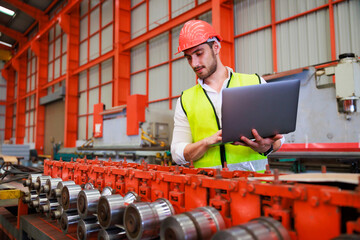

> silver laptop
[220,79,300,144]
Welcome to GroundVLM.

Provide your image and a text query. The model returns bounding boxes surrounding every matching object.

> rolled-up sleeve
[171,98,192,165]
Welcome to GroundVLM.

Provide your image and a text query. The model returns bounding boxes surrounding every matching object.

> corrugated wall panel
[101,58,113,84]
[78,116,86,140]
[276,9,330,72]
[62,54,67,75]
[199,11,212,23]
[131,43,146,72]
[149,0,168,30]
[172,58,196,96]
[101,84,112,109]
[149,32,169,67]
[79,92,87,115]
[149,101,169,110]
[234,0,271,35]
[235,29,273,75]
[80,17,88,41]
[101,25,113,54]
[90,7,100,35]
[171,0,194,18]
[171,25,181,56]
[80,42,88,65]
[131,0,143,7]
[90,34,100,60]
[131,3,146,39]
[334,0,360,57]
[79,71,87,91]
[89,88,99,114]
[87,115,93,138]
[275,0,326,21]
[149,64,169,102]
[89,65,99,88]
[131,72,146,95]
[102,0,113,26]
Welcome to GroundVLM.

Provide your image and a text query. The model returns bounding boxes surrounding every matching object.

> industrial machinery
[8,158,358,240]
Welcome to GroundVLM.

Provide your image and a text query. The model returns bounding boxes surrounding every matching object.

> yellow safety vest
[181,72,268,171]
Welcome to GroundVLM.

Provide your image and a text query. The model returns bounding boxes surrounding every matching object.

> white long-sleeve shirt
[171,67,285,165]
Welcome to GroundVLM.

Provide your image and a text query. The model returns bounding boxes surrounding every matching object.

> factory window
[78,58,113,140]
[24,95,35,144]
[48,23,67,94]
[79,0,114,66]
[130,10,210,110]
[26,49,37,93]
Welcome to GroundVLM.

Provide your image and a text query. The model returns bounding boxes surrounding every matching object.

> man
[171,20,284,172]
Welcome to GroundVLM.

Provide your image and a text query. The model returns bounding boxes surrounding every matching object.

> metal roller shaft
[23,174,42,188]
[34,175,51,194]
[211,217,290,240]
[77,217,101,240]
[23,190,38,204]
[77,189,101,219]
[161,206,225,240]
[124,198,175,240]
[53,180,76,203]
[31,195,48,212]
[98,227,127,240]
[61,184,82,210]
[51,205,78,221]
[41,199,60,218]
[43,178,62,199]
[98,192,138,229]
[60,211,81,234]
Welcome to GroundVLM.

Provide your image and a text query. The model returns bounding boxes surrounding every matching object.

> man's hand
[184,130,222,162]
[205,130,222,146]
[233,129,283,153]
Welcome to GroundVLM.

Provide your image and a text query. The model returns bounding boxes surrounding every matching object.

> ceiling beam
[3,0,48,22]
[0,24,25,42]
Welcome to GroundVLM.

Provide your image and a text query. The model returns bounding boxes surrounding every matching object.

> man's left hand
[233,129,283,153]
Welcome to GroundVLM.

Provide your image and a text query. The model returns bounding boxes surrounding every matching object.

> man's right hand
[184,130,222,162]
[205,130,222,146]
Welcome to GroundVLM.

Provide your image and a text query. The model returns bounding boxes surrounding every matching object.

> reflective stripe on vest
[181,72,268,171]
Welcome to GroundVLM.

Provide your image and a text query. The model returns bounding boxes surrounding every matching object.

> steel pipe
[52,180,76,203]
[77,217,101,240]
[160,206,225,240]
[124,198,175,240]
[43,178,62,199]
[60,211,81,234]
[61,184,82,210]
[98,227,127,240]
[211,217,290,240]
[98,192,138,229]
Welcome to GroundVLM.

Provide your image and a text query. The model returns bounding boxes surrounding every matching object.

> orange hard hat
[176,20,223,54]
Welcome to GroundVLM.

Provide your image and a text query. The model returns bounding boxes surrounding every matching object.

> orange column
[59,4,80,147]
[31,32,48,154]
[2,66,15,140]
[12,54,27,144]
[212,0,235,69]
[114,0,131,106]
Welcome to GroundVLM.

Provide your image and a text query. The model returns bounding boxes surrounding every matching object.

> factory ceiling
[0,0,59,57]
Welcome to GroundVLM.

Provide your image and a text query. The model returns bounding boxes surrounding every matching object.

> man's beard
[194,50,217,80]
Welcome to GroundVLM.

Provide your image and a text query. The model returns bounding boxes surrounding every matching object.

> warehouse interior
[0,0,359,239]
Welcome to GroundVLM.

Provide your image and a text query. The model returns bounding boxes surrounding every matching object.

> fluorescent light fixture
[0,6,15,16]
[0,41,12,47]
